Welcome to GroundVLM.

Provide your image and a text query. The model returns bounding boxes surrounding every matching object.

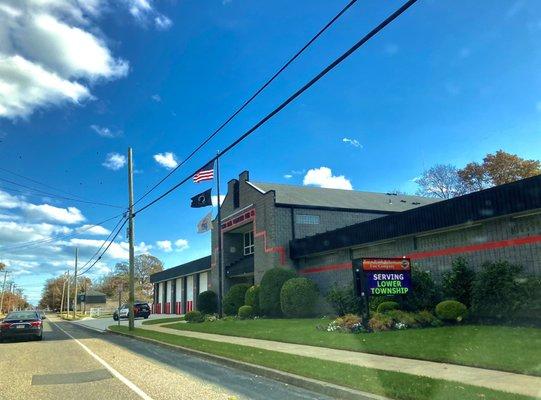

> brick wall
[298,212,541,294]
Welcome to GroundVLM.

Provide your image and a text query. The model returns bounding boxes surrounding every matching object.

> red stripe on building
[406,234,541,259]
[299,234,541,274]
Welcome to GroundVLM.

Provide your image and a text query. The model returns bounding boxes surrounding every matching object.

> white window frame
[243,231,254,255]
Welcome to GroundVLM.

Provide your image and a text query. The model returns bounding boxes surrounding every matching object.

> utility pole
[127,147,135,331]
[73,248,78,320]
[83,279,87,315]
[60,271,67,316]
[0,269,8,315]
[66,269,70,318]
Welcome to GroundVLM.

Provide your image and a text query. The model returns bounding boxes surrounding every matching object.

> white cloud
[342,137,362,148]
[174,239,189,251]
[153,152,178,169]
[0,1,130,119]
[156,240,172,252]
[24,204,85,224]
[284,174,293,179]
[103,152,127,170]
[151,94,161,102]
[90,124,121,138]
[79,224,110,236]
[303,167,353,190]
[211,195,225,207]
[123,0,173,30]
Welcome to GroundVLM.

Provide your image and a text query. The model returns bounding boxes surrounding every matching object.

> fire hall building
[150,171,541,314]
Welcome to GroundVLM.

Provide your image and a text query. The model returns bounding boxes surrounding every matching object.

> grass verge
[142,317,185,325]
[166,318,541,376]
[109,325,535,400]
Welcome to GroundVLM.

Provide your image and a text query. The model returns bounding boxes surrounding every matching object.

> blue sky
[0,0,540,304]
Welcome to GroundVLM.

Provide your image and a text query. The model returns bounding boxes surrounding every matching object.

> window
[295,214,320,225]
[244,231,254,255]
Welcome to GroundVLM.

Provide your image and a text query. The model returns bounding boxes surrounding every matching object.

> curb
[107,328,389,400]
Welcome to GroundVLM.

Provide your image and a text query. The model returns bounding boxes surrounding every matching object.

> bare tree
[415,164,466,199]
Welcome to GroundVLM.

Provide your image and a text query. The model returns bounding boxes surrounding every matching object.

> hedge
[260,268,297,317]
[280,277,318,318]
[223,284,251,316]
[435,300,467,322]
[377,301,400,314]
[238,305,253,320]
[197,290,218,315]
[185,310,204,323]
[244,285,260,315]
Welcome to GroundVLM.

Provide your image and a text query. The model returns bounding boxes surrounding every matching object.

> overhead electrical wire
[0,176,124,209]
[78,217,128,276]
[134,0,418,216]
[1,212,125,252]
[133,0,359,206]
[77,216,127,276]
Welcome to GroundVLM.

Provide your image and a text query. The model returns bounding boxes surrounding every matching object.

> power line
[133,0,359,206]
[1,212,125,252]
[78,218,128,276]
[0,176,124,209]
[135,0,418,216]
[77,216,127,276]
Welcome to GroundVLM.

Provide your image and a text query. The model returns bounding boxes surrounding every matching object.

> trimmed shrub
[442,257,476,307]
[238,305,253,320]
[185,310,204,323]
[401,266,440,312]
[377,301,400,314]
[326,283,362,316]
[223,284,251,316]
[244,285,260,316]
[197,290,218,315]
[368,313,393,332]
[436,300,467,322]
[386,310,419,328]
[260,268,297,317]
[471,261,524,319]
[280,277,319,318]
[414,310,442,327]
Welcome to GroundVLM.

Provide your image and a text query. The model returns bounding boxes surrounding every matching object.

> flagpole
[216,152,224,317]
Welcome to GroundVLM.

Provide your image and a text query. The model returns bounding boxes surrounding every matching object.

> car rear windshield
[6,311,38,321]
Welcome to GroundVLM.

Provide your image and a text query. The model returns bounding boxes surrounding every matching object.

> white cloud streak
[153,152,178,169]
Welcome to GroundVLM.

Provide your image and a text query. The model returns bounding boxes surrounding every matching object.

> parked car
[0,311,43,341]
[113,301,150,321]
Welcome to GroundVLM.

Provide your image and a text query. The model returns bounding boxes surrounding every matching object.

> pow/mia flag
[197,211,213,233]
[191,188,212,208]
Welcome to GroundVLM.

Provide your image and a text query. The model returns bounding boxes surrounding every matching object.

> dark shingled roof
[290,174,541,258]
[249,181,438,212]
[150,256,211,283]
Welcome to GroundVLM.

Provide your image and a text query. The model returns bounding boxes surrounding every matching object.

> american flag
[193,160,214,183]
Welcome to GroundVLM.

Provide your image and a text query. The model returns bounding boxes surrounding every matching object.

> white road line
[51,320,153,400]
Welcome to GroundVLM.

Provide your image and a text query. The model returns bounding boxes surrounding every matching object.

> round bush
[223,283,251,315]
[377,301,400,314]
[280,277,319,318]
[244,285,260,315]
[435,300,468,322]
[260,268,297,317]
[238,305,253,319]
[197,290,218,315]
[185,310,204,323]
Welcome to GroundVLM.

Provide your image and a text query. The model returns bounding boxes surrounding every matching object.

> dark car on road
[113,301,151,321]
[0,311,43,341]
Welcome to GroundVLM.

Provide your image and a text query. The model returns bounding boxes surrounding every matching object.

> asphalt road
[71,313,179,332]
[0,316,333,400]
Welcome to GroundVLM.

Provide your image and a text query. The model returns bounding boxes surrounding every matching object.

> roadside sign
[362,258,411,296]
[77,294,85,303]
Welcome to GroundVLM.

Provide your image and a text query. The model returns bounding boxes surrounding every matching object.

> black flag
[191,188,212,208]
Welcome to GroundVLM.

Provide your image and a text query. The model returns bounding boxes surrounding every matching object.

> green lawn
[109,325,535,400]
[165,318,541,376]
[142,317,184,325]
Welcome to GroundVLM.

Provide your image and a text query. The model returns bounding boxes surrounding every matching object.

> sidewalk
[142,324,541,398]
